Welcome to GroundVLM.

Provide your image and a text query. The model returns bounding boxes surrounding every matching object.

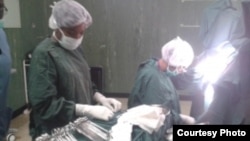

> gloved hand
[75,104,114,121]
[94,92,122,112]
[180,114,196,125]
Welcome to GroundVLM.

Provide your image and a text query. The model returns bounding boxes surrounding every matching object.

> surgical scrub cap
[49,0,92,29]
[161,37,194,68]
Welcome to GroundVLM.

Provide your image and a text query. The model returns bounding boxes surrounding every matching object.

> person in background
[0,0,13,140]
[28,0,121,139]
[196,0,250,124]
[127,37,201,141]
[128,37,200,141]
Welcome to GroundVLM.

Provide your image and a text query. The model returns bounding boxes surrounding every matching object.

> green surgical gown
[128,58,198,125]
[28,38,98,139]
[128,58,199,141]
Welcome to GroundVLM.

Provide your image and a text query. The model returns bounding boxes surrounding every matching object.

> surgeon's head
[0,0,7,20]
[160,37,194,75]
[49,0,92,50]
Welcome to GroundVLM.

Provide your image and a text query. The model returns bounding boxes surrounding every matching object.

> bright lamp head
[195,41,237,84]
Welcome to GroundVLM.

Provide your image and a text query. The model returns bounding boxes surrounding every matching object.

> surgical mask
[58,29,83,50]
[166,66,178,76]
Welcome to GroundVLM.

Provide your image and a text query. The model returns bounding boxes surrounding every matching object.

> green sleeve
[128,67,183,124]
[128,68,159,108]
[141,73,171,105]
[129,68,175,108]
[28,49,76,127]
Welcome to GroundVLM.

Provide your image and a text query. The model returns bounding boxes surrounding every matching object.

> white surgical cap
[161,37,194,68]
[48,0,92,29]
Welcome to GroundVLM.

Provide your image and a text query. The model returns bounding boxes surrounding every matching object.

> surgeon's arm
[130,69,169,106]
[28,51,76,128]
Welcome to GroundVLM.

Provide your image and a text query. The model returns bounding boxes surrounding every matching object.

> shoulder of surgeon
[135,58,161,84]
[32,37,57,54]
[138,58,158,69]
[136,58,159,77]
[32,37,82,58]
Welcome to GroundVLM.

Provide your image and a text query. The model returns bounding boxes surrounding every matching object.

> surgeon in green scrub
[28,0,122,139]
[128,37,199,126]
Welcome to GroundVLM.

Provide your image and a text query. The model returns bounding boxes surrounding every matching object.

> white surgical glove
[94,92,122,112]
[75,104,114,121]
[180,114,196,125]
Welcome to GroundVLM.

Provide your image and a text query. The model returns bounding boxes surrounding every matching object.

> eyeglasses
[169,65,187,73]
[168,65,178,71]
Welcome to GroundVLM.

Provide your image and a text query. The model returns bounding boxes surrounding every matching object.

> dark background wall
[5,0,241,111]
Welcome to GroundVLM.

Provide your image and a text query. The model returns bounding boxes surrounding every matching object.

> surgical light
[194,41,237,109]
[195,41,237,84]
